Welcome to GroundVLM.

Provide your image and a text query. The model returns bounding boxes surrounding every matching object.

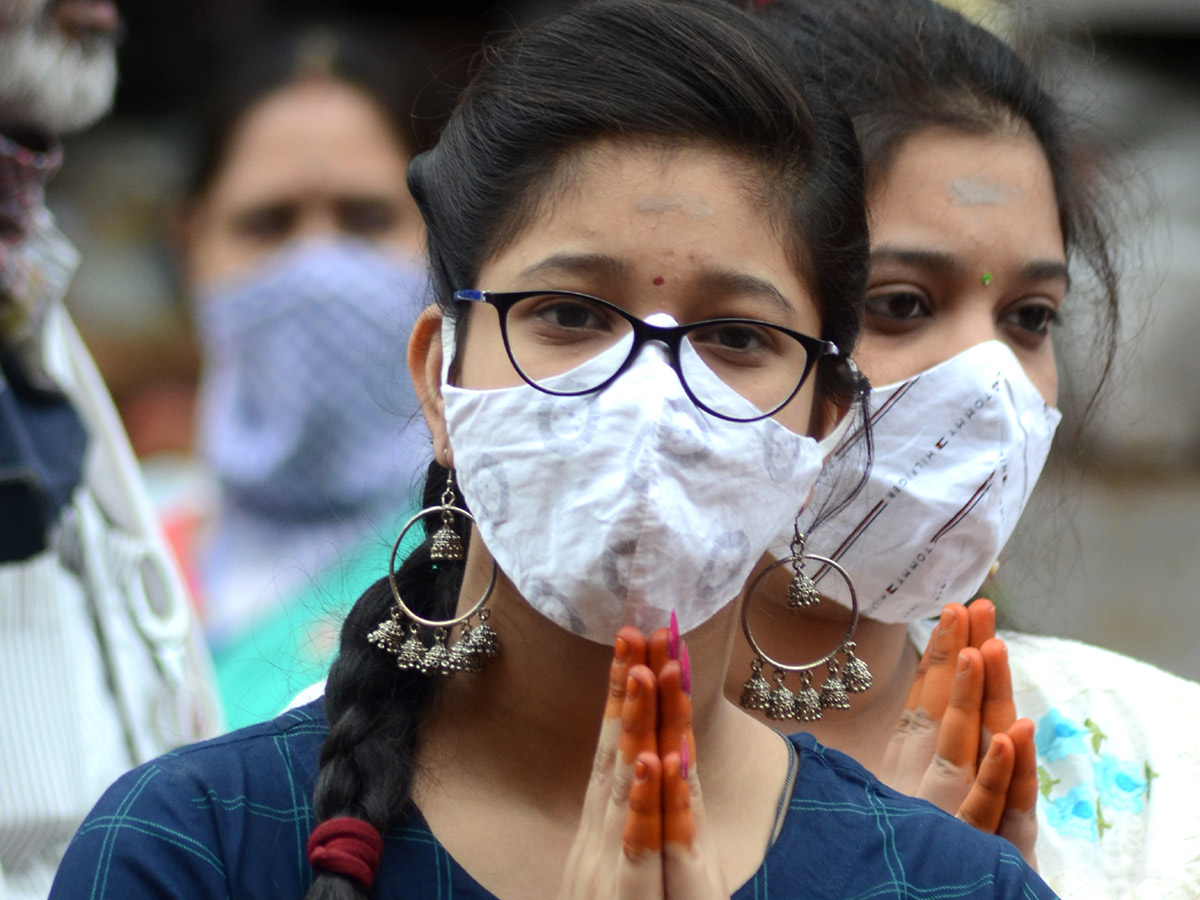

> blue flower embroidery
[1044,784,1099,842]
[1094,755,1147,814]
[1035,708,1090,762]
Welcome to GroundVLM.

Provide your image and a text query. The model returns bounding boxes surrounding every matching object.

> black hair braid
[304,461,466,900]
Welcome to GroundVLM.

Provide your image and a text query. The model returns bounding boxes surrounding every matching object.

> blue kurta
[51,700,1056,899]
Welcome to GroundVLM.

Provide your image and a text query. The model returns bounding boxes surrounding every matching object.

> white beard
[0,10,117,136]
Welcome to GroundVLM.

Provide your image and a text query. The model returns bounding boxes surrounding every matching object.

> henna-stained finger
[662,750,695,848]
[657,660,695,780]
[606,627,648,721]
[587,628,648,814]
[938,648,985,769]
[565,628,649,896]
[979,637,1016,754]
[918,604,970,720]
[890,605,969,793]
[956,734,1015,834]
[623,753,664,858]
[615,754,666,900]
[966,597,997,650]
[1006,718,1038,814]
[916,647,984,814]
[998,718,1039,867]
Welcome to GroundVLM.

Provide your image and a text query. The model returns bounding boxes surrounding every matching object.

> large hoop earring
[367,470,500,677]
[739,531,872,722]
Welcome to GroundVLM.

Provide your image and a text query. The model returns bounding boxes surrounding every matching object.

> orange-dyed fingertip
[623,752,664,857]
[648,627,670,676]
[615,636,630,664]
[620,665,658,762]
[657,660,692,773]
[605,627,647,720]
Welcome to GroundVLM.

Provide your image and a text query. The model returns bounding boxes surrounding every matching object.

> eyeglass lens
[501,293,812,418]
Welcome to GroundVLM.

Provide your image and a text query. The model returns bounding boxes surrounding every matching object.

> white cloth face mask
[784,340,1061,624]
[441,313,840,643]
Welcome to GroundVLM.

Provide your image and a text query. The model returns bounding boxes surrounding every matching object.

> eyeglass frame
[451,288,840,423]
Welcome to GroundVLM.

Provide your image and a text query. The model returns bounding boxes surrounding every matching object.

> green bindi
[981,272,993,286]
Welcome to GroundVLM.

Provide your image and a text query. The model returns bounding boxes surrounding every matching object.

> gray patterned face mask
[441,313,839,644]
[195,238,430,520]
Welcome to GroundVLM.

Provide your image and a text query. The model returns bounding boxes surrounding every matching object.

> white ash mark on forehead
[635,193,714,219]
[947,178,1022,206]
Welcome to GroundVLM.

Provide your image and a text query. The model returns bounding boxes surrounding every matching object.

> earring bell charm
[767,671,797,721]
[819,659,850,710]
[787,569,819,608]
[740,659,773,712]
[840,641,873,693]
[793,670,823,722]
[395,625,427,670]
[786,527,820,608]
[366,608,406,655]
[421,629,456,677]
[429,473,466,561]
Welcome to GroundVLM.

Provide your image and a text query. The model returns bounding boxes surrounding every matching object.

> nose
[938,307,1003,361]
[292,207,341,243]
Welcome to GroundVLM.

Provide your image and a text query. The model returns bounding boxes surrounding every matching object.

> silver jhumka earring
[739,528,872,722]
[368,470,500,676]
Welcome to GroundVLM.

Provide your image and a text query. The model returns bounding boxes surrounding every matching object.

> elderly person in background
[0,1,218,896]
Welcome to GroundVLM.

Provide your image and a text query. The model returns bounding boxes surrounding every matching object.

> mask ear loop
[440,311,457,385]
[738,537,872,722]
[814,358,861,458]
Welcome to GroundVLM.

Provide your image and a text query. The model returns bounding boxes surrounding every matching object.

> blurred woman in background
[171,26,438,725]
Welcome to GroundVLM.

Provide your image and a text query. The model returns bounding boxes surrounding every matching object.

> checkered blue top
[51,700,1056,899]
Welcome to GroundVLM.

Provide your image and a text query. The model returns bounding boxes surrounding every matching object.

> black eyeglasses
[451,289,839,422]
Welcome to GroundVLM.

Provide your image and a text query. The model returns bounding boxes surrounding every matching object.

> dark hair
[760,0,1120,423]
[410,0,869,410]
[185,22,439,200]
[307,2,869,897]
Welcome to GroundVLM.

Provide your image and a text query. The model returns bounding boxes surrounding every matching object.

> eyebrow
[871,245,1071,290]
[519,253,796,314]
[518,252,629,281]
[692,269,796,317]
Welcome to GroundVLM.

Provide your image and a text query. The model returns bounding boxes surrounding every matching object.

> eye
[691,322,770,353]
[231,203,296,243]
[864,286,931,332]
[338,197,401,236]
[865,290,928,320]
[687,321,788,371]
[534,297,611,331]
[1002,302,1059,336]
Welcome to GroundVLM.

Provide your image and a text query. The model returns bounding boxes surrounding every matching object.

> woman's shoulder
[120,698,329,793]
[49,701,329,900]
[747,732,1056,899]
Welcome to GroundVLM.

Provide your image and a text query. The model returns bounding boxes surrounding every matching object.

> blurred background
[47,0,1200,681]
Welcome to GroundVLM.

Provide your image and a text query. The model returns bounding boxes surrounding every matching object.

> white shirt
[0,300,220,900]
[911,620,1200,898]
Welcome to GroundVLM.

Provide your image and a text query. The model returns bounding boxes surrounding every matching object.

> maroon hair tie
[306,817,384,891]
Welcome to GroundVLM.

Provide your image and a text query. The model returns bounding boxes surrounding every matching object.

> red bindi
[652,276,665,286]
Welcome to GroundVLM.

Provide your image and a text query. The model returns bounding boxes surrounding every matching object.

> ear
[408,305,453,468]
